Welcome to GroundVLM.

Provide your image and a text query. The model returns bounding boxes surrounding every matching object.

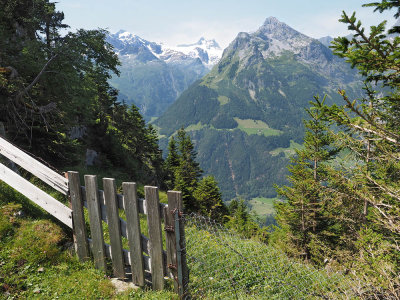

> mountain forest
[1,0,400,298]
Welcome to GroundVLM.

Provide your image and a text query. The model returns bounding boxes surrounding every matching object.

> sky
[56,0,396,48]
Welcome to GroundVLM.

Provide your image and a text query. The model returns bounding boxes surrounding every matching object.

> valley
[153,17,361,205]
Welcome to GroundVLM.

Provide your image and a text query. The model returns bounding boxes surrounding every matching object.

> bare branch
[351,124,399,145]
[366,175,400,203]
[16,54,58,101]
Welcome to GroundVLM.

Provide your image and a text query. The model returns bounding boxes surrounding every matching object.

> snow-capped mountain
[171,37,223,68]
[108,30,222,69]
[107,31,222,119]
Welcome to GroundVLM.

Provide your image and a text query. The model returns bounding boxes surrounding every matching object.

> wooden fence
[0,136,188,296]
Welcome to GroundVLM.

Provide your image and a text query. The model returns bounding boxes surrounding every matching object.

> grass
[185,219,359,299]
[0,178,362,299]
[270,140,304,158]
[148,117,158,124]
[217,95,230,105]
[0,182,176,299]
[234,118,282,137]
[184,122,207,132]
[248,197,277,216]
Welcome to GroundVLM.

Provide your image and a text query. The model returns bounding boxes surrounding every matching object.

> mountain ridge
[155,17,361,200]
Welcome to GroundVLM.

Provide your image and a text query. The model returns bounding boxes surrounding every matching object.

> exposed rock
[110,278,139,294]
[69,126,87,139]
[85,149,99,166]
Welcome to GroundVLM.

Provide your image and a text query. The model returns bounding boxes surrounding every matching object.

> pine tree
[226,199,268,242]
[274,96,339,261]
[0,0,120,166]
[173,128,203,212]
[164,136,180,189]
[194,176,227,222]
[328,5,400,229]
[284,2,400,294]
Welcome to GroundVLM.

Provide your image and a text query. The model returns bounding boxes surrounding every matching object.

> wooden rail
[0,137,68,194]
[0,162,72,227]
[0,136,188,293]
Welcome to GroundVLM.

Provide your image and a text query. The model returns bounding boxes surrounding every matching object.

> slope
[155,17,361,201]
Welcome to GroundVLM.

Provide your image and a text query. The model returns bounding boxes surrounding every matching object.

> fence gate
[68,171,189,294]
[0,136,188,295]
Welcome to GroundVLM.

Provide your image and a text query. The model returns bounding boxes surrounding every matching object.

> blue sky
[56,0,395,47]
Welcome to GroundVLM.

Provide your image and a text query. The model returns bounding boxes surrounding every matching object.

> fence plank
[145,186,164,290]
[165,192,179,292]
[68,171,90,261]
[80,186,167,218]
[0,162,72,227]
[123,182,145,286]
[95,240,151,272]
[103,178,125,279]
[84,175,107,271]
[168,191,189,297]
[0,137,68,195]
[80,188,162,257]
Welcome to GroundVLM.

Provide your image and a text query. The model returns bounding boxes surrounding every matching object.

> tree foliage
[194,176,227,223]
[0,0,165,186]
[275,96,340,261]
[172,128,203,212]
[0,0,117,163]
[274,1,400,296]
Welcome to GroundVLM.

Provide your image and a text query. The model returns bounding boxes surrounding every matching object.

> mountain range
[107,31,222,119]
[155,17,361,201]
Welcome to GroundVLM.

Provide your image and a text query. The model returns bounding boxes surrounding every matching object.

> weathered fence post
[68,171,90,261]
[145,186,164,290]
[123,182,145,286]
[165,191,179,292]
[103,178,125,279]
[165,191,189,298]
[84,175,107,271]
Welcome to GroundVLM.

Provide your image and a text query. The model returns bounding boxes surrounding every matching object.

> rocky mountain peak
[318,36,334,47]
[224,17,314,62]
[262,16,282,26]
[257,17,311,43]
[220,17,354,84]
[174,37,223,68]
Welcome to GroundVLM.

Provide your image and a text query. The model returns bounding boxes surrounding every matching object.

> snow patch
[249,89,256,101]
[278,89,286,97]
